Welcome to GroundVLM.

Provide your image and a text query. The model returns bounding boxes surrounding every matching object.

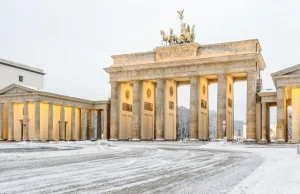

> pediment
[0,84,38,95]
[1,87,33,95]
[272,64,300,77]
[285,69,300,75]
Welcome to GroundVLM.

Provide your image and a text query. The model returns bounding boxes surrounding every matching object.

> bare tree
[178,106,190,139]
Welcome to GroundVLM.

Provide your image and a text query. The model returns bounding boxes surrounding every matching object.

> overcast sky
[0,0,300,123]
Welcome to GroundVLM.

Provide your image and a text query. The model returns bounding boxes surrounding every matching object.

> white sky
[0,0,299,123]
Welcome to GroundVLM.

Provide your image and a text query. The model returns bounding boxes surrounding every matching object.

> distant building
[0,58,109,142]
[0,58,44,89]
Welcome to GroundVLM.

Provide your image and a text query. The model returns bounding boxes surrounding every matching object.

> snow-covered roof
[0,58,45,75]
[0,83,95,103]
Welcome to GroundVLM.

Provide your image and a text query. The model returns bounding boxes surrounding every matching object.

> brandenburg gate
[105,11,265,141]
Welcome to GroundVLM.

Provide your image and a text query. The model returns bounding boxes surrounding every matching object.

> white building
[0,58,44,89]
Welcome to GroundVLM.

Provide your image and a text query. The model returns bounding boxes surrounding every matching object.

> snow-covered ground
[0,141,299,194]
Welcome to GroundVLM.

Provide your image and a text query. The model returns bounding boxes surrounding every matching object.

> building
[0,58,109,141]
[0,58,44,89]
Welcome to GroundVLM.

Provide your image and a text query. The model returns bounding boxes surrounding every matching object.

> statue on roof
[160,10,196,45]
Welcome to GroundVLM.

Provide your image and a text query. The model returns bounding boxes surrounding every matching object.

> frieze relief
[144,102,153,111]
[122,103,132,112]
[154,43,200,62]
[169,101,174,110]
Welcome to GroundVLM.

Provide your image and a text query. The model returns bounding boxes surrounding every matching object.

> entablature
[109,39,264,69]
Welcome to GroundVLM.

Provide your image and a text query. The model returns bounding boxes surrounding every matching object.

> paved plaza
[0,141,299,194]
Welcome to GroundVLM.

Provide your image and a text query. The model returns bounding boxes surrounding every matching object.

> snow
[0,141,299,194]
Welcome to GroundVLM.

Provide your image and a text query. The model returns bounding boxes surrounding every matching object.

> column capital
[216,73,226,77]
[156,78,165,82]
[246,71,257,75]
[132,80,142,83]
[110,81,119,85]
[189,75,199,80]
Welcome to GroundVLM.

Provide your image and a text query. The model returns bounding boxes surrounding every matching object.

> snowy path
[0,141,262,194]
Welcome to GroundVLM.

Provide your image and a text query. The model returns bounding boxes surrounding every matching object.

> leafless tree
[178,106,190,139]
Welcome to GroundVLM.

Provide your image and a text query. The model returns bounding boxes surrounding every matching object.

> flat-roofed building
[0,58,44,89]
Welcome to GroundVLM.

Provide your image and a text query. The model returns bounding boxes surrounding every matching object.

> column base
[154,138,165,141]
[244,139,257,143]
[276,139,286,144]
[0,138,4,141]
[214,138,224,142]
[188,138,198,141]
[33,139,41,142]
[46,139,55,141]
[109,138,118,141]
[131,138,140,141]
[7,139,15,142]
[259,139,268,144]
[22,139,29,141]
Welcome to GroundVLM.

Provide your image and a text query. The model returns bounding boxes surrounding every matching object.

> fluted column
[261,102,267,142]
[7,102,14,141]
[48,103,53,141]
[34,101,40,141]
[103,109,108,139]
[217,74,226,139]
[155,79,164,140]
[189,76,198,139]
[71,106,76,140]
[110,82,119,140]
[276,87,285,143]
[80,108,85,140]
[246,72,257,141]
[0,103,3,140]
[59,104,65,140]
[132,80,141,140]
[90,109,95,140]
[23,101,29,141]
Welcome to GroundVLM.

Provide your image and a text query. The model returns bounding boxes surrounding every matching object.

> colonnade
[109,72,258,141]
[0,101,108,141]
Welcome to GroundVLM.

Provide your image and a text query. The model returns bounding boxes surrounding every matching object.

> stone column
[90,109,95,140]
[23,101,29,141]
[59,104,65,140]
[276,87,285,143]
[8,102,14,141]
[189,76,198,140]
[261,102,267,142]
[97,110,102,139]
[34,101,40,141]
[132,80,141,140]
[48,103,53,141]
[155,79,165,140]
[0,103,3,140]
[80,108,85,140]
[110,82,119,140]
[246,72,257,141]
[217,74,226,139]
[176,85,179,140]
[103,109,108,139]
[71,106,76,140]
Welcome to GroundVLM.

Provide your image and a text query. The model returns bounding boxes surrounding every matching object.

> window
[19,76,23,82]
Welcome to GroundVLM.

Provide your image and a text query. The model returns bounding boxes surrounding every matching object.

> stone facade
[258,64,300,143]
[105,40,265,141]
[0,84,109,141]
